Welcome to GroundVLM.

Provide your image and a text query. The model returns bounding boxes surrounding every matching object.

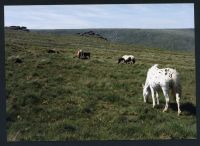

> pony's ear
[142,84,144,88]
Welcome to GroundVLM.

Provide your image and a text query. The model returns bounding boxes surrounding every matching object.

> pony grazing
[74,49,90,59]
[118,55,135,64]
[142,64,182,115]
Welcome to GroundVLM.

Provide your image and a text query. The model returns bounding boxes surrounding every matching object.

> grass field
[5,29,196,141]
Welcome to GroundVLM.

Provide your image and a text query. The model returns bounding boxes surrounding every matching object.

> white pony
[143,64,182,115]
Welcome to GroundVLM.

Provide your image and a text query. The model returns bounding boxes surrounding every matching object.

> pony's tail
[172,71,182,98]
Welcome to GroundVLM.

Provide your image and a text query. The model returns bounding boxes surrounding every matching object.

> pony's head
[118,57,124,64]
[76,49,83,58]
[142,84,151,103]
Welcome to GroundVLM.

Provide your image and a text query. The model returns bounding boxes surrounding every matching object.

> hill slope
[5,29,196,140]
[32,28,194,52]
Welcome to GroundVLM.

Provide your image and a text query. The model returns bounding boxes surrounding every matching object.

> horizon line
[5,26,194,30]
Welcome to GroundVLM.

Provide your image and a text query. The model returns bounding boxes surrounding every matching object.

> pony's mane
[152,64,159,68]
[148,64,159,73]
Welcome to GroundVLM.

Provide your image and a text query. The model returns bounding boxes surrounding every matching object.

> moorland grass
[5,29,196,140]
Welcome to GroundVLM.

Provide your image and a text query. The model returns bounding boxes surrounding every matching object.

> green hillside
[32,28,194,52]
[5,29,196,141]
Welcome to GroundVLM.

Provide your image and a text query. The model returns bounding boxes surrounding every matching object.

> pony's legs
[176,93,181,115]
[150,86,156,108]
[156,91,159,105]
[162,87,169,112]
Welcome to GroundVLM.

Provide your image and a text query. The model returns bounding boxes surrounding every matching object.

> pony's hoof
[178,111,181,116]
[163,109,167,112]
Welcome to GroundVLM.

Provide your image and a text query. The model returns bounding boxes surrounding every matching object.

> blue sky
[4,4,194,29]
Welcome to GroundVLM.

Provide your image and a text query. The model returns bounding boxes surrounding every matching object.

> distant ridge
[77,30,108,41]
[31,28,194,52]
[5,26,30,32]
